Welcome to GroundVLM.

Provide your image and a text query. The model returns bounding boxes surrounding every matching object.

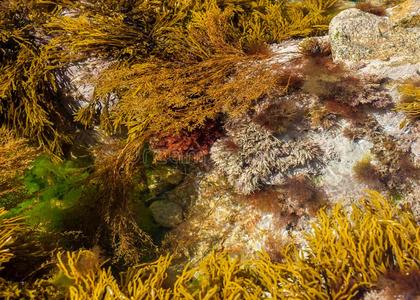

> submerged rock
[165,177,198,208]
[146,166,184,196]
[311,124,374,202]
[150,200,183,228]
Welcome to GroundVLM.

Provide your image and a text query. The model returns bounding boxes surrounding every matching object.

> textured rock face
[310,123,374,202]
[150,200,183,228]
[329,8,420,65]
[162,170,318,263]
[388,0,420,26]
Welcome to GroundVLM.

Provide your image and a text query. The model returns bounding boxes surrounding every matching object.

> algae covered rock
[329,7,420,64]
[146,166,184,196]
[388,0,420,27]
[149,200,183,228]
[165,177,198,208]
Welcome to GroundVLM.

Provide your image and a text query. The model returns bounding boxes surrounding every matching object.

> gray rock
[329,8,420,65]
[355,59,420,81]
[412,138,420,159]
[150,200,183,228]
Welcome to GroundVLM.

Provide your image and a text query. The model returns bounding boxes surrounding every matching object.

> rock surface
[150,200,184,228]
[163,171,293,262]
[329,2,420,81]
[329,8,420,65]
[311,123,374,202]
[146,166,184,196]
[388,0,420,26]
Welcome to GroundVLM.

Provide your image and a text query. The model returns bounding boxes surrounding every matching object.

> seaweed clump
[396,81,420,121]
[149,120,224,162]
[36,0,340,261]
[299,37,331,57]
[0,0,339,156]
[0,1,77,155]
[0,127,38,207]
[0,209,23,268]
[279,175,327,216]
[1,191,418,299]
[0,0,342,267]
[47,0,340,143]
[252,97,304,133]
[355,2,387,16]
[352,155,383,187]
[211,120,322,194]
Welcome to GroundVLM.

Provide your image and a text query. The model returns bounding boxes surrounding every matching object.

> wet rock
[161,171,290,263]
[267,40,301,65]
[329,8,420,65]
[165,177,198,208]
[150,200,183,228]
[146,166,184,196]
[373,111,407,138]
[402,186,420,222]
[412,138,420,159]
[329,1,420,81]
[388,0,420,27]
[356,60,420,81]
[310,124,374,202]
[68,59,111,103]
